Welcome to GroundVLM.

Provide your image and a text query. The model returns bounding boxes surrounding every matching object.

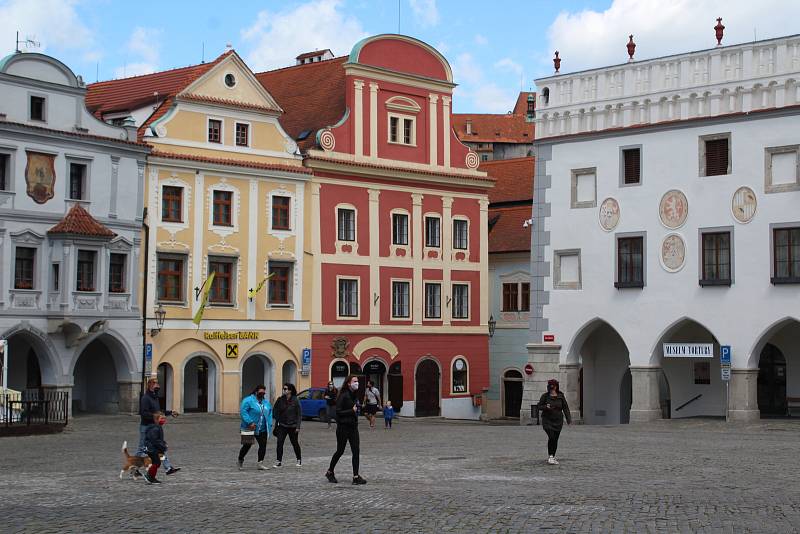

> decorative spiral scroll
[319,130,336,151]
[465,151,479,169]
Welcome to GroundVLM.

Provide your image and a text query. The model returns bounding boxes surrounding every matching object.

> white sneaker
[273,461,282,468]
[296,460,302,468]
[257,461,269,471]
[547,456,556,465]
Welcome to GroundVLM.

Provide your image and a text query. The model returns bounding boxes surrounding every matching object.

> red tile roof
[48,204,116,238]
[488,205,532,254]
[256,57,347,149]
[480,157,534,204]
[0,120,147,148]
[149,149,311,174]
[513,91,536,115]
[179,93,280,113]
[452,112,534,144]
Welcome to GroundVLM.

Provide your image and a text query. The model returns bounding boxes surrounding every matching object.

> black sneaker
[133,470,143,479]
[143,472,161,484]
[325,471,338,483]
[166,467,181,475]
[352,475,367,485]
[237,459,244,470]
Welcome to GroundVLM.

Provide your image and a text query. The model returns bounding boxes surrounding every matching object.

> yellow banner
[247,272,274,300]
[192,272,216,327]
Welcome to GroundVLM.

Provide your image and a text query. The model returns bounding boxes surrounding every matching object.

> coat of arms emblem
[331,337,349,358]
[25,152,56,204]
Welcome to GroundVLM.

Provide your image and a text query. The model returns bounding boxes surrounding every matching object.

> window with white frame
[389,114,415,145]
[272,195,291,230]
[337,208,356,241]
[14,247,35,289]
[424,282,441,319]
[68,161,88,200]
[392,212,409,245]
[76,250,97,292]
[0,153,10,191]
[765,145,800,193]
[391,280,410,318]
[453,219,468,250]
[425,216,440,247]
[452,358,468,393]
[235,122,249,147]
[208,118,222,143]
[338,278,359,317]
[452,283,469,319]
[108,253,127,293]
[571,167,597,208]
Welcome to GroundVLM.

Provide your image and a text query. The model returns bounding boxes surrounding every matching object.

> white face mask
[350,381,359,391]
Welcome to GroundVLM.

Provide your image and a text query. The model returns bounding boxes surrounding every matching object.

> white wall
[441,397,480,420]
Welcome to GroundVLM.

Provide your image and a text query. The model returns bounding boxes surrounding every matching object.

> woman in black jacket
[537,378,571,465]
[326,374,366,485]
[273,383,302,468]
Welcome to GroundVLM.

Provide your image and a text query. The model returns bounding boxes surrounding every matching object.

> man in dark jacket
[272,383,302,467]
[137,378,180,475]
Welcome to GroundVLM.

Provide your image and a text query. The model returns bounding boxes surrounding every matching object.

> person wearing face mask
[537,378,572,465]
[272,383,302,468]
[325,374,367,485]
[238,384,273,470]
[137,378,180,476]
[143,412,169,484]
[323,381,338,429]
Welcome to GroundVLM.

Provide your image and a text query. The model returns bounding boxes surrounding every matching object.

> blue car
[297,387,330,421]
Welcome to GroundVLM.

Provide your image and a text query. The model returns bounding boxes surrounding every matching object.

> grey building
[0,52,149,414]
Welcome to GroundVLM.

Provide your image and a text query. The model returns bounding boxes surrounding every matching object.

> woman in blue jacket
[238,384,273,470]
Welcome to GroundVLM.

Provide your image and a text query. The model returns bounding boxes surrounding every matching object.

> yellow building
[87,51,313,413]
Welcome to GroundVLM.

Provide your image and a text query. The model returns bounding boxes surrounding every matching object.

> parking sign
[720,345,731,364]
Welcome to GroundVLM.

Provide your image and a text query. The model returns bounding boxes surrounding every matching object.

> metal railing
[1,390,69,435]
[675,393,703,412]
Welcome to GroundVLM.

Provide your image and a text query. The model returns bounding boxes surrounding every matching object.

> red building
[259,35,493,418]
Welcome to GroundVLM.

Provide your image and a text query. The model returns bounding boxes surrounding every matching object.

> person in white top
[362,380,381,430]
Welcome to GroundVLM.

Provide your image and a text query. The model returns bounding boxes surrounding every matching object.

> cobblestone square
[1,416,800,532]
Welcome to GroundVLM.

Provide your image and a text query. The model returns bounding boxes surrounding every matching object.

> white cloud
[0,0,92,52]
[542,0,800,77]
[242,0,368,71]
[494,58,523,77]
[474,34,488,46]
[408,0,439,27]
[114,27,162,78]
[452,53,517,114]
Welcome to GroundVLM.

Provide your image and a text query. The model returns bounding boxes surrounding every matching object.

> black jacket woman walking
[273,383,302,468]
[537,378,572,465]
[326,375,367,485]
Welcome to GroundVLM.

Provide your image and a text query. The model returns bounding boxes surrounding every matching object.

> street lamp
[488,315,496,338]
[151,304,166,337]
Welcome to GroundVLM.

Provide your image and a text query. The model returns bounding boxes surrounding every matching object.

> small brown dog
[119,440,152,479]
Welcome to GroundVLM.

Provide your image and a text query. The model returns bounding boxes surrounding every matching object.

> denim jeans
[137,424,174,470]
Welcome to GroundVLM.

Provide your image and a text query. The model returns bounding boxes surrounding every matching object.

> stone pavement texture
[1,415,799,533]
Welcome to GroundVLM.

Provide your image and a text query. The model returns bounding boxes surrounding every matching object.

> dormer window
[30,95,46,121]
[389,115,415,146]
[224,73,236,88]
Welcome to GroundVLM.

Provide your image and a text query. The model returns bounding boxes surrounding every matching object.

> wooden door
[758,344,787,416]
[388,372,404,412]
[503,379,522,418]
[415,359,440,417]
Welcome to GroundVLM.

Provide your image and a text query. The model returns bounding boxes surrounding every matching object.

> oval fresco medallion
[660,233,686,272]
[598,197,621,232]
[659,189,689,229]
[731,186,757,224]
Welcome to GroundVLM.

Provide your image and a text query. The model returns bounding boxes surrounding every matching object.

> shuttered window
[705,138,729,176]
[622,148,641,184]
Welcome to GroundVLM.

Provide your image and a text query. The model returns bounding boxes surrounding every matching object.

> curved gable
[0,53,79,87]
[349,35,452,82]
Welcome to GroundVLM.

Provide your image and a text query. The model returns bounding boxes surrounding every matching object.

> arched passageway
[184,355,217,413]
[242,354,274,400]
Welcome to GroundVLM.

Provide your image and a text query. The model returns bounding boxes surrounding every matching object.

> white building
[0,52,149,414]
[523,32,800,424]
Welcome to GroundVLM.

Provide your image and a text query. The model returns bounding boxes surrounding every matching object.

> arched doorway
[2,331,51,393]
[415,359,440,417]
[758,344,787,416]
[282,360,297,387]
[242,354,274,400]
[387,361,403,413]
[331,360,349,389]
[156,363,173,411]
[184,355,216,413]
[570,320,631,424]
[73,338,120,413]
[363,359,387,400]
[502,369,523,418]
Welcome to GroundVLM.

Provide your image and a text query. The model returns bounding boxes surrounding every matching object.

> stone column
[729,368,760,422]
[520,343,561,425]
[559,363,581,423]
[354,80,364,157]
[629,366,663,423]
[118,381,141,414]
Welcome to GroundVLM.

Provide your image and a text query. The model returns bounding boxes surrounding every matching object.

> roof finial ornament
[627,35,636,62]
[225,42,233,51]
[553,51,561,74]
[714,17,725,46]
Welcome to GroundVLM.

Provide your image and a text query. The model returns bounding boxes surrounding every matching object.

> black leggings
[545,427,561,456]
[328,424,360,476]
[239,432,268,462]
[275,425,301,461]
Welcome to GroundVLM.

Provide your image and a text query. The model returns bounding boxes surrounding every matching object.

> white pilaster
[428,94,438,166]
[247,179,258,320]
[368,188,381,325]
[310,182,322,326]
[192,172,204,316]
[369,82,379,159]
[354,80,364,158]
[411,193,424,325]
[479,198,489,327]
[146,166,159,312]
[293,181,305,321]
[442,96,451,168]
[442,195,453,326]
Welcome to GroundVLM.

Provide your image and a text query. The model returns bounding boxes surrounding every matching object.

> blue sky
[2,0,797,113]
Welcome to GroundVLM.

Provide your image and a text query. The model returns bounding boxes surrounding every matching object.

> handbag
[240,429,255,445]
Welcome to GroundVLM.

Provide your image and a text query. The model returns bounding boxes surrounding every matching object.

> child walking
[143,412,168,484]
[383,400,395,430]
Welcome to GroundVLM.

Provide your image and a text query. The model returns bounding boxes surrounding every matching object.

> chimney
[465,119,472,135]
